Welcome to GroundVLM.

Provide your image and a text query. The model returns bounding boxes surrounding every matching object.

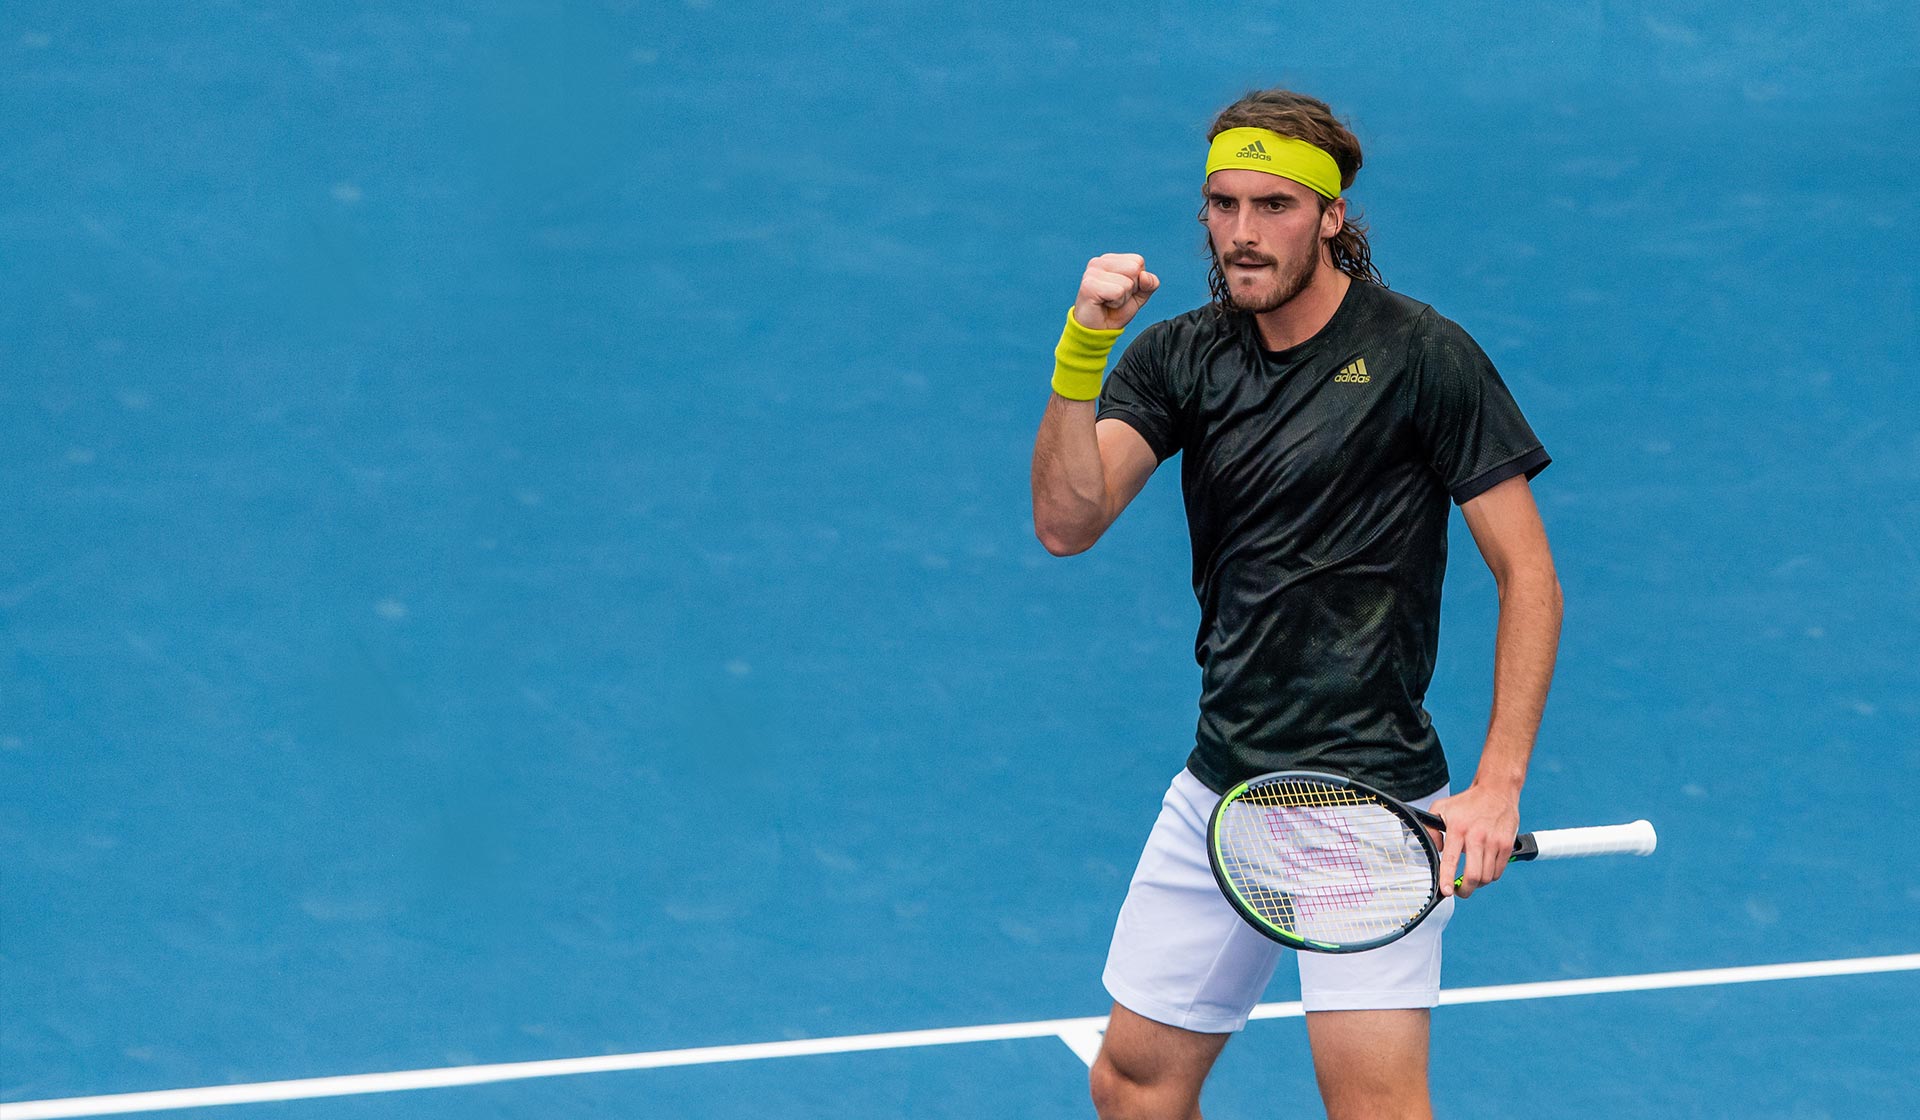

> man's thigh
[1294,783,1454,1014]
[1305,1008,1432,1120]
[1102,768,1286,1034]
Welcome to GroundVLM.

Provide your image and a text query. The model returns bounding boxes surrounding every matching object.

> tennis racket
[1208,770,1656,954]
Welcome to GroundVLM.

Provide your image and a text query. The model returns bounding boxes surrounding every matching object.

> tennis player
[1030,88,1563,1119]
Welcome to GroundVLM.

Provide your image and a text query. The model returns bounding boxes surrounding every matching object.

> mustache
[1223,251,1277,267]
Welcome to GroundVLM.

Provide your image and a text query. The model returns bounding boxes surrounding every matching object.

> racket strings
[1216,780,1434,946]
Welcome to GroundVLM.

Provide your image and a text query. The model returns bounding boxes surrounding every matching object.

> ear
[1320,196,1347,240]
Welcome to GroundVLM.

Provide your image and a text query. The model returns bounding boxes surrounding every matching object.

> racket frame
[1405,805,1542,862]
[1206,770,1446,955]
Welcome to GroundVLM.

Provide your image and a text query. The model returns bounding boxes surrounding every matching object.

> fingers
[1460,840,1486,899]
[1075,253,1156,329]
[1481,833,1508,885]
[1438,826,1462,898]
[1092,252,1147,277]
[1085,256,1151,304]
[1081,271,1136,307]
[1428,794,1456,897]
[1428,786,1519,900]
[1453,829,1513,898]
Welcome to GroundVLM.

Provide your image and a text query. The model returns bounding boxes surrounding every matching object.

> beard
[1216,228,1323,314]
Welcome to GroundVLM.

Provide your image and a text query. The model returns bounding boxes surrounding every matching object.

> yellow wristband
[1052,308,1124,401]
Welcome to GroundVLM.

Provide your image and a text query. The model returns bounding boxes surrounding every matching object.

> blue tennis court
[4,3,1917,1117]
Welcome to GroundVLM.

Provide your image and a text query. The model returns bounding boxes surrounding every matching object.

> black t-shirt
[1097,280,1549,801]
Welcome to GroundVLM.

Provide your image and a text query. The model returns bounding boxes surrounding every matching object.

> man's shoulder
[1361,282,1503,340]
[1348,281,1438,331]
[1346,283,1498,365]
[1112,306,1244,382]
[1132,286,1461,352]
[1136,304,1239,346]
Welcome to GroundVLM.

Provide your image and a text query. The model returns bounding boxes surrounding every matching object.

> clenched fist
[1074,253,1160,332]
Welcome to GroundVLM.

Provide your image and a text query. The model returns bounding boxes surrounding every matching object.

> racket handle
[1516,820,1657,861]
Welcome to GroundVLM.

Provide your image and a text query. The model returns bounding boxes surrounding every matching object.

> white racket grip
[1526,819,1657,860]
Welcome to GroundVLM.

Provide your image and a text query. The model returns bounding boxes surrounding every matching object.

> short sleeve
[1410,310,1550,504]
[1095,322,1182,462]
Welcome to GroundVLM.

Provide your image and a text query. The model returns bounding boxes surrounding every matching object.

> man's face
[1203,169,1345,314]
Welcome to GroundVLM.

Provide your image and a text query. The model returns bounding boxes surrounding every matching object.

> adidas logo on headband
[1206,128,1342,199]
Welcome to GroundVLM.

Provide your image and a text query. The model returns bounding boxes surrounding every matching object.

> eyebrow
[1206,191,1298,205]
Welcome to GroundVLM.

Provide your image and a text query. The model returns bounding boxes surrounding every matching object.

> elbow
[1034,520,1096,557]
[1493,562,1561,609]
[1539,567,1564,614]
[1512,567,1564,617]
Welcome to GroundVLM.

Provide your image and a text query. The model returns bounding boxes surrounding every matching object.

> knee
[1088,1054,1128,1118]
[1090,1052,1128,1114]
[1089,1053,1185,1120]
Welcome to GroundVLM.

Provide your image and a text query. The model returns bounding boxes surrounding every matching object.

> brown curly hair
[1201,89,1384,310]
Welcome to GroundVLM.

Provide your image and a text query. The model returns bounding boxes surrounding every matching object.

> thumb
[1137,271,1161,297]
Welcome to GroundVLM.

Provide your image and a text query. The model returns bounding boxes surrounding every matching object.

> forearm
[1030,394,1111,555]
[1438,477,1560,895]
[1475,566,1563,796]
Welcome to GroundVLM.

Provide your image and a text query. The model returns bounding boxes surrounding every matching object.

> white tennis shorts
[1102,767,1455,1033]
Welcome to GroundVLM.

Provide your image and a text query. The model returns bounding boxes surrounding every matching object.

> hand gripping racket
[1208,770,1656,954]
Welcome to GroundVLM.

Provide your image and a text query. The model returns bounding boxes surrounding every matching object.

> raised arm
[1030,254,1162,556]
[1032,411,1159,555]
[1431,473,1564,897]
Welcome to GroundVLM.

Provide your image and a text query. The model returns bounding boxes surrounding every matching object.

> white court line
[4,953,1916,1117]
[1053,1024,1107,1067]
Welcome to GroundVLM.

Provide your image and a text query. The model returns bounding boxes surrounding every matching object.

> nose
[1228,208,1258,248]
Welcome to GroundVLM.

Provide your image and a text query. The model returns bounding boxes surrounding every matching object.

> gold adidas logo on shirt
[1333,357,1371,383]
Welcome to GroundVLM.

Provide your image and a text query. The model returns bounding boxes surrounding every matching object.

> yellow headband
[1205,127,1343,199]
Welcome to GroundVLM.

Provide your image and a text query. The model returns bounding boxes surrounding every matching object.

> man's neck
[1252,263,1352,351]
